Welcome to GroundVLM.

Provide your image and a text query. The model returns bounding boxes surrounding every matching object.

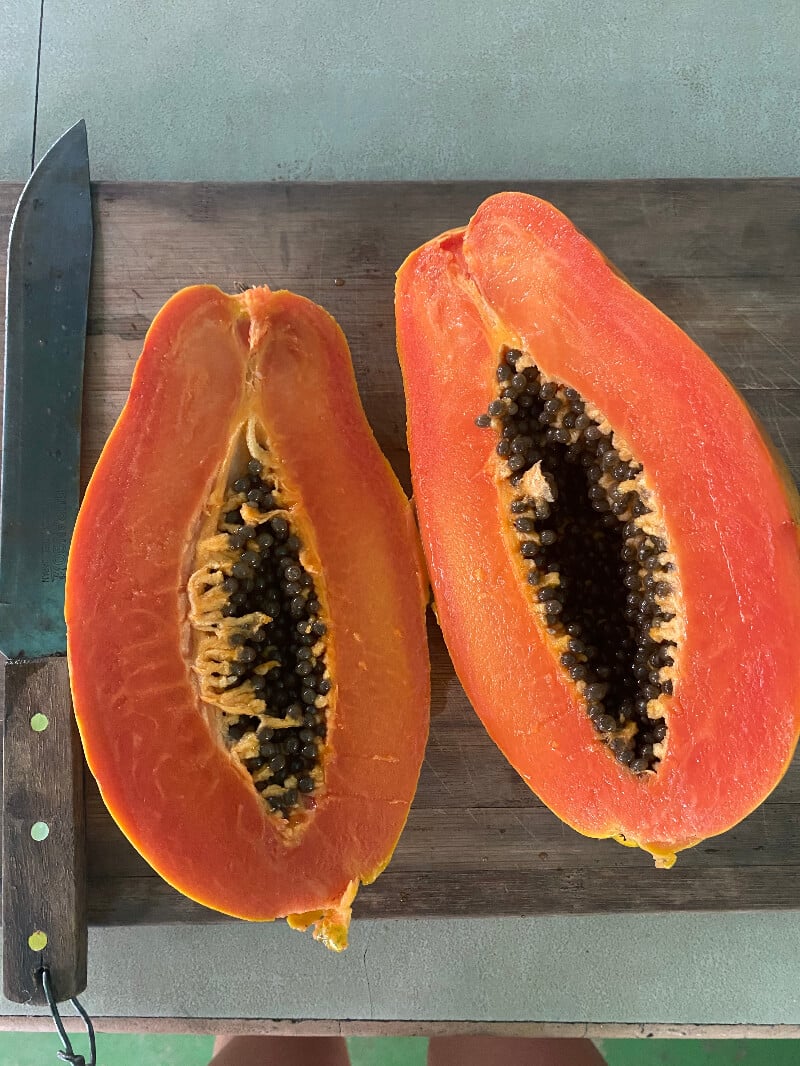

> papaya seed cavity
[476,348,681,774]
[188,418,331,819]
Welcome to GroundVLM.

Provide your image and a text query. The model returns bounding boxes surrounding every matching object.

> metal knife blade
[1,121,92,1006]
[0,119,92,658]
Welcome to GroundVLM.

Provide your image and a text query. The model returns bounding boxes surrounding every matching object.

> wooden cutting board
[1,180,798,924]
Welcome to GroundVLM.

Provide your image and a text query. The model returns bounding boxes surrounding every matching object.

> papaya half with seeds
[395,191,800,868]
[66,284,430,948]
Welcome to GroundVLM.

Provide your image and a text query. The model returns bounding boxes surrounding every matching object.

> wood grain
[1,179,798,925]
[1,658,87,1002]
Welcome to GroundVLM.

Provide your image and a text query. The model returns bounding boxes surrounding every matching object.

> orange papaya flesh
[66,285,430,946]
[395,192,800,867]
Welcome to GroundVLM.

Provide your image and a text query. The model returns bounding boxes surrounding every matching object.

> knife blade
[1,121,92,1005]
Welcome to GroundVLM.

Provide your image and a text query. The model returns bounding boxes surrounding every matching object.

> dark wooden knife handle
[2,657,87,1004]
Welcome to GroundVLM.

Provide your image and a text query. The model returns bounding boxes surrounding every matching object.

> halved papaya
[395,191,800,867]
[66,284,430,947]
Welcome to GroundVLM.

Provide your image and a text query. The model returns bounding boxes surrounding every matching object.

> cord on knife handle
[39,966,96,1066]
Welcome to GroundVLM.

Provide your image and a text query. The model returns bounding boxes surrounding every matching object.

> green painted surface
[348,1036,428,1066]
[30,0,800,181]
[0,1032,214,1066]
[600,1040,800,1065]
[1,1033,799,1064]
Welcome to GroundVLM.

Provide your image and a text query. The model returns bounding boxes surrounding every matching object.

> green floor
[0,1033,798,1065]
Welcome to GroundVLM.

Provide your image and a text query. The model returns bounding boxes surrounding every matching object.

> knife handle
[2,657,87,1004]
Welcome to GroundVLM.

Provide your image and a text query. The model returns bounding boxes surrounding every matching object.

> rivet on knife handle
[2,658,87,1004]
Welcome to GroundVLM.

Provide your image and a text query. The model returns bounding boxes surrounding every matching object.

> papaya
[395,191,800,867]
[66,284,430,948]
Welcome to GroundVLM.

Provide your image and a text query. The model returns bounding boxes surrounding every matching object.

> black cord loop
[39,967,96,1066]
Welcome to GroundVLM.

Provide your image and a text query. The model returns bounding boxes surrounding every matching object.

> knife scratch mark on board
[279,231,290,272]
[316,227,328,296]
[243,242,270,285]
[744,317,796,367]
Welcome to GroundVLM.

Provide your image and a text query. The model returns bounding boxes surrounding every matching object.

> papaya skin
[395,192,800,866]
[66,285,430,945]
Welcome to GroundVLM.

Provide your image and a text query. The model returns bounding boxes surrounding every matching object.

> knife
[1,121,92,1005]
